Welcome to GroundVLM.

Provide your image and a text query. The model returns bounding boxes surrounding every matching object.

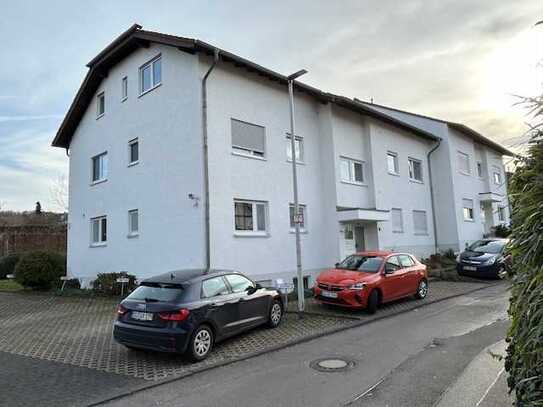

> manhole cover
[310,357,356,372]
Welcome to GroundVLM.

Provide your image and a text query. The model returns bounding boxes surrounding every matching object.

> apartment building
[52,25,512,285]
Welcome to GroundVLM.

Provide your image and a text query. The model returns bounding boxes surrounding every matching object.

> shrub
[92,272,137,296]
[505,95,543,405]
[14,251,66,290]
[493,224,511,238]
[0,254,20,279]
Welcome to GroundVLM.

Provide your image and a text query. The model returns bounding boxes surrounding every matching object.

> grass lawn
[0,279,24,292]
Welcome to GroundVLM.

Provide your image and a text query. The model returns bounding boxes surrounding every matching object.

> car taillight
[117,304,127,315]
[158,309,190,321]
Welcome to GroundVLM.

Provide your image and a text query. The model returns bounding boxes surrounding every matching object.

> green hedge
[0,254,20,279]
[14,251,66,290]
[92,272,137,296]
[505,97,543,405]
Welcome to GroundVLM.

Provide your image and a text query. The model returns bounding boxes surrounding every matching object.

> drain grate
[310,357,356,372]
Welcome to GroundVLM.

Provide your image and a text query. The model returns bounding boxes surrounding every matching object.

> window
[391,208,403,233]
[413,210,428,235]
[91,216,107,245]
[140,55,162,94]
[476,162,483,178]
[201,277,229,298]
[289,204,306,230]
[128,138,139,165]
[97,92,105,118]
[398,254,416,267]
[498,206,506,222]
[344,224,354,240]
[493,167,502,185]
[234,200,267,234]
[121,76,128,101]
[408,158,423,182]
[336,255,384,273]
[91,152,108,183]
[340,157,364,184]
[225,274,254,293]
[457,151,471,175]
[385,256,401,273]
[463,199,474,221]
[128,209,139,236]
[286,134,303,162]
[387,152,399,175]
[231,119,265,158]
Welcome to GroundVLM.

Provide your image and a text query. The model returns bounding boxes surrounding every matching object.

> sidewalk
[435,340,514,407]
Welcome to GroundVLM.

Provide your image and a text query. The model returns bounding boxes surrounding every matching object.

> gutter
[427,139,442,253]
[202,49,220,272]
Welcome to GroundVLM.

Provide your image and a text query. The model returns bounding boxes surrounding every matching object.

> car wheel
[415,279,428,299]
[187,325,213,362]
[267,300,283,328]
[366,290,379,314]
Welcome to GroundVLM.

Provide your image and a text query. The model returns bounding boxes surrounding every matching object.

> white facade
[61,33,511,286]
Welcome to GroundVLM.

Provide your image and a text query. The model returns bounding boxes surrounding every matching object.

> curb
[86,282,504,406]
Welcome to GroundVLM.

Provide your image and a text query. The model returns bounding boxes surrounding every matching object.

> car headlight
[456,253,461,262]
[349,282,366,290]
[484,256,497,265]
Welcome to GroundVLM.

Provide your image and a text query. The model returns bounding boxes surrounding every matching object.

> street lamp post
[287,69,308,317]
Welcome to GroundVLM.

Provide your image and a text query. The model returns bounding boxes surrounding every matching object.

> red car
[314,251,428,314]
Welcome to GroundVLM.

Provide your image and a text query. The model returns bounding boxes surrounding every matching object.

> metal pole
[288,79,304,317]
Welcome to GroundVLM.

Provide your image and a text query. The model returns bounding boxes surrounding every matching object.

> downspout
[202,49,219,272]
[427,139,441,254]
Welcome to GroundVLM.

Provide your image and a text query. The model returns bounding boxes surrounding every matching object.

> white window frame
[128,138,139,166]
[121,76,128,101]
[462,198,474,221]
[139,55,162,96]
[391,208,403,233]
[233,199,268,236]
[387,151,399,175]
[340,157,365,185]
[90,216,107,246]
[289,204,307,232]
[286,134,304,163]
[96,92,105,118]
[91,152,108,184]
[493,167,502,185]
[457,151,471,175]
[476,161,484,178]
[498,206,506,222]
[128,209,139,237]
[413,210,428,235]
[231,119,266,159]
[408,157,423,183]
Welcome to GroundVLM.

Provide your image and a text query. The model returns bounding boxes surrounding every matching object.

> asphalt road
[99,283,510,407]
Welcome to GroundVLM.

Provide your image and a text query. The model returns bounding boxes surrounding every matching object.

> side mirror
[255,283,262,289]
[384,264,395,274]
[335,263,340,268]
[246,284,258,294]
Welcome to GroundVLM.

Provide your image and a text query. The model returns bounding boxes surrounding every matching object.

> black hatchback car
[456,238,510,279]
[113,269,284,361]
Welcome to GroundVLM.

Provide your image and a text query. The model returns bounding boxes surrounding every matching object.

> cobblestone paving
[288,280,499,320]
[0,292,352,381]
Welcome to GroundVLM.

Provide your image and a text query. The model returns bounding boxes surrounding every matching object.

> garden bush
[505,95,543,405]
[92,272,137,296]
[0,253,20,279]
[14,251,66,290]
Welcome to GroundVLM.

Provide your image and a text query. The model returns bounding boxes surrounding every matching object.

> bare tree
[49,173,68,213]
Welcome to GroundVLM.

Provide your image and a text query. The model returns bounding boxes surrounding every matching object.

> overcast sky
[1,0,542,211]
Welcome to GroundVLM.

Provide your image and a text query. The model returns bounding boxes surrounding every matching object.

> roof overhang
[479,192,504,203]
[337,208,390,222]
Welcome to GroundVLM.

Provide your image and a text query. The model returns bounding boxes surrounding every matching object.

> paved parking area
[0,279,499,387]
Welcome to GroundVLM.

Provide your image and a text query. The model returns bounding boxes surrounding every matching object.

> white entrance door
[340,224,356,260]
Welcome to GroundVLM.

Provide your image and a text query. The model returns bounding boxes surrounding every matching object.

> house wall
[67,44,205,284]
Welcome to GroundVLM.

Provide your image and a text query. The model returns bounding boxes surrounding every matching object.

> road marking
[475,367,505,407]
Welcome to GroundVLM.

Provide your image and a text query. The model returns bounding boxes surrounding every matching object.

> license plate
[131,311,153,321]
[321,290,338,299]
[464,266,477,271]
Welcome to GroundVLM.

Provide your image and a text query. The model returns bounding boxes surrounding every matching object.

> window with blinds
[391,208,403,233]
[413,210,428,235]
[231,119,265,158]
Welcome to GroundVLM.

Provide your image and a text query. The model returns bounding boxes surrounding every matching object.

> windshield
[126,284,184,303]
[467,240,506,254]
[336,255,384,273]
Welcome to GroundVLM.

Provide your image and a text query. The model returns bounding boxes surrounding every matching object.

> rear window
[337,256,384,273]
[126,284,184,302]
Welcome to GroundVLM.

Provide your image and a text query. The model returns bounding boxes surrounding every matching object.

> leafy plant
[14,251,66,290]
[493,224,511,238]
[505,95,543,406]
[92,272,137,296]
[0,253,20,279]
